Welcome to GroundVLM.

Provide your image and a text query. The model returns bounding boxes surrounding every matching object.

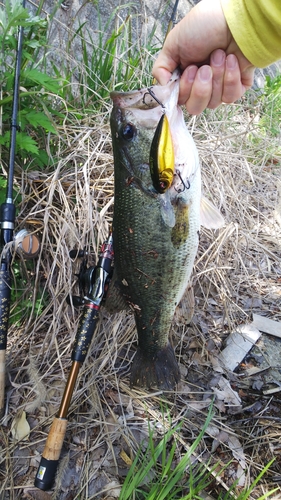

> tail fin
[130,344,180,390]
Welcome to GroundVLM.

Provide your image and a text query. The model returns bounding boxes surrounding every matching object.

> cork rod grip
[34,417,68,490]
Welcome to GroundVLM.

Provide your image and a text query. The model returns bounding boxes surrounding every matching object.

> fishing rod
[0,0,40,419]
[151,0,180,85]
[166,0,180,39]
[34,234,114,491]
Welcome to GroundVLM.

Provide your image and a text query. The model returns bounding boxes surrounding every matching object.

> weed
[0,0,63,169]
[119,404,277,499]
[259,73,281,137]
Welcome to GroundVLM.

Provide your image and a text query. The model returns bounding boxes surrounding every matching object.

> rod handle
[0,350,5,419]
[0,268,11,417]
[0,268,11,350]
[34,417,67,490]
[71,303,100,363]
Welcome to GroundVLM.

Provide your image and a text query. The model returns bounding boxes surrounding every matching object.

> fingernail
[186,65,197,82]
[211,49,225,66]
[226,54,237,70]
[198,66,212,83]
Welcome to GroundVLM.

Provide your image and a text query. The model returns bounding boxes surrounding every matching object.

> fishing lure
[149,112,175,194]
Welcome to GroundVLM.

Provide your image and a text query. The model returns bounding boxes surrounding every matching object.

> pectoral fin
[200,196,224,229]
[160,191,176,228]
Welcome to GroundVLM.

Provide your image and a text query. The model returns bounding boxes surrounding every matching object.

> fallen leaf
[188,398,213,411]
[209,354,224,373]
[210,430,229,453]
[228,434,246,469]
[120,449,133,466]
[237,464,246,487]
[11,411,30,442]
[23,488,52,499]
[212,376,242,412]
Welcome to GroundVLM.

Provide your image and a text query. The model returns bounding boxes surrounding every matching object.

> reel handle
[14,229,40,259]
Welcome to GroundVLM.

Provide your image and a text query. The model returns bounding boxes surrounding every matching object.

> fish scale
[109,70,201,390]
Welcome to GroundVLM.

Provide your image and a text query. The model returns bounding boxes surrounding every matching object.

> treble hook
[175,169,190,193]
[142,87,165,110]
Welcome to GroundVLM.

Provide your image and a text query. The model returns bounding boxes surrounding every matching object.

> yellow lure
[149,113,175,194]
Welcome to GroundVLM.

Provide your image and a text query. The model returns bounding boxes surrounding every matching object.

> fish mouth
[110,88,161,110]
[110,69,180,111]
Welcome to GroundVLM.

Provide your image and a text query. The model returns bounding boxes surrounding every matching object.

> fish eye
[121,123,135,141]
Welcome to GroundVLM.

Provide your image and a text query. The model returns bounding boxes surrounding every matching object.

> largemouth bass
[109,70,222,390]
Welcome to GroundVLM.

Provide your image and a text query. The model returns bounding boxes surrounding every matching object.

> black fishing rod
[152,0,180,85]
[34,234,114,491]
[0,0,40,418]
[166,0,180,39]
[0,0,27,419]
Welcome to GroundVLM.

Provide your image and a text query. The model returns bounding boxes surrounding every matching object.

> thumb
[152,50,178,85]
[241,65,255,90]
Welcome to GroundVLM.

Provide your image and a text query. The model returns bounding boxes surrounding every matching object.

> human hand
[152,0,255,114]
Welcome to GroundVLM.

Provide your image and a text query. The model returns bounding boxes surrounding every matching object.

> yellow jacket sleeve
[221,0,281,68]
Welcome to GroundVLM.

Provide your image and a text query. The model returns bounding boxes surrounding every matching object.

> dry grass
[0,87,281,500]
